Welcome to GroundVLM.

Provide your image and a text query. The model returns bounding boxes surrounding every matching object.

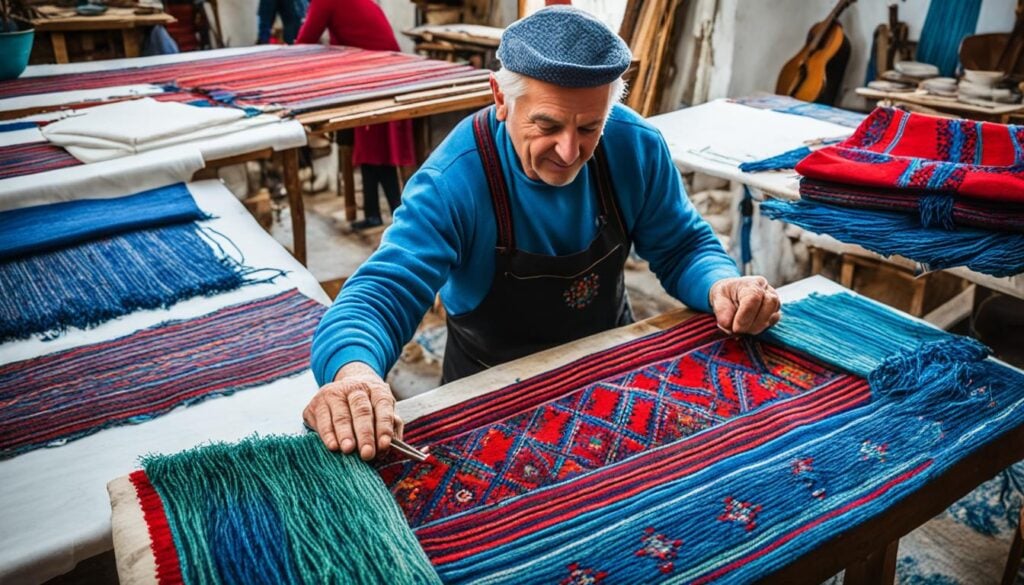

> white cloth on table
[0,145,205,210]
[0,84,165,115]
[41,98,282,163]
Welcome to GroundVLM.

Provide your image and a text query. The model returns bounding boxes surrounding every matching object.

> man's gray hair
[492,67,627,112]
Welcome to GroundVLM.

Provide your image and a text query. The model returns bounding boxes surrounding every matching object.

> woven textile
[0,46,484,114]
[0,183,204,261]
[796,108,1024,205]
[799,178,1024,232]
[0,290,325,458]
[0,222,249,342]
[760,198,1024,277]
[134,433,441,585]
[729,95,866,129]
[125,294,1024,583]
[0,141,80,179]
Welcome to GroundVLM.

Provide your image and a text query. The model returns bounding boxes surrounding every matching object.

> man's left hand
[708,276,781,335]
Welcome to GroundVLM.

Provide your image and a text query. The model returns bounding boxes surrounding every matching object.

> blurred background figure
[296,0,416,231]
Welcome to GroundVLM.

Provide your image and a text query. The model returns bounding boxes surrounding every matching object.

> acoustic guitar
[775,0,857,104]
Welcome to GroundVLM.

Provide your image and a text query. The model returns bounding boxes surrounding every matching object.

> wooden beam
[321,89,493,132]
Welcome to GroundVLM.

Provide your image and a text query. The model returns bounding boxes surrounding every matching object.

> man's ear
[490,74,508,121]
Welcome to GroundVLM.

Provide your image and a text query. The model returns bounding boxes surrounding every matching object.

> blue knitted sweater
[311,105,739,384]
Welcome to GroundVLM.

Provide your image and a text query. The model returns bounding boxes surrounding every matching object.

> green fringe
[142,433,441,585]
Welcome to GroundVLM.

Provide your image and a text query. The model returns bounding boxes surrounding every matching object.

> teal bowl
[0,28,34,80]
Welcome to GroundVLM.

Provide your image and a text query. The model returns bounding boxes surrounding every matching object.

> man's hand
[708,276,781,335]
[303,362,403,460]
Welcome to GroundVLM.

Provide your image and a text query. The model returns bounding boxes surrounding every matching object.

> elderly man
[305,6,781,460]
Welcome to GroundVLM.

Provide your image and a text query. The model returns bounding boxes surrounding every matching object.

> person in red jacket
[295,0,416,231]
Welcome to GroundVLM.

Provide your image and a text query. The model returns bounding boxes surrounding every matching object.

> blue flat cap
[497,6,632,88]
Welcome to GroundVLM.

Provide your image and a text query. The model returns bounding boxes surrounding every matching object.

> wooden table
[104,275,1024,585]
[296,80,493,223]
[856,87,1024,124]
[31,6,176,64]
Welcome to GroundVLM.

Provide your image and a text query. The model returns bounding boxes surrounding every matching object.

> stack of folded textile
[760,107,1024,277]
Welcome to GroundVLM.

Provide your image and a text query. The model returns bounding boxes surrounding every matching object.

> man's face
[492,76,613,187]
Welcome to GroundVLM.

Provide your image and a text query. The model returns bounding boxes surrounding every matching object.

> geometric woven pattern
[377,336,840,528]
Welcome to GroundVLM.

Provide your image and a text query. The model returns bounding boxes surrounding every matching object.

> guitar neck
[809,0,855,50]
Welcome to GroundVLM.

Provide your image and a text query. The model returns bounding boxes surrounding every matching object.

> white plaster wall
[701,0,1017,110]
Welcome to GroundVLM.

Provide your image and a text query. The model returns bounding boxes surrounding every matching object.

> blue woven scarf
[0,183,205,261]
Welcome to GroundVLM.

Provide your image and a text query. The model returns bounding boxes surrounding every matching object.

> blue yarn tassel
[761,292,995,400]
[917,0,982,77]
[760,199,1024,277]
[918,193,956,230]
[739,146,812,172]
[869,337,991,400]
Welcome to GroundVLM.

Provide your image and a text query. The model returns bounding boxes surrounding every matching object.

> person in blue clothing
[303,6,782,460]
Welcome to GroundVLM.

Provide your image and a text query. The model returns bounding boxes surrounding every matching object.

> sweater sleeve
[294,0,329,44]
[310,169,467,385]
[631,132,740,313]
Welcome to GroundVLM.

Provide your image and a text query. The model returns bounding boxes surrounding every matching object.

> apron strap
[472,107,516,253]
[591,143,629,242]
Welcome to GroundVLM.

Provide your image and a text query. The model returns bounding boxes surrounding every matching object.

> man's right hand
[302,361,403,460]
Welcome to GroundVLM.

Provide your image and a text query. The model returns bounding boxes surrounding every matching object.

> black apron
[441,108,634,383]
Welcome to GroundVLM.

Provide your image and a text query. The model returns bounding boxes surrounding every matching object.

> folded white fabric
[41,98,278,163]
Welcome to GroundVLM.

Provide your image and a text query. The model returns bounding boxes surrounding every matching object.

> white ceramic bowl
[963,70,1005,86]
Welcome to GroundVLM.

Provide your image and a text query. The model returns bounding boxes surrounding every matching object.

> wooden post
[843,540,898,585]
[50,32,69,64]
[281,148,307,266]
[335,130,357,221]
[122,29,141,58]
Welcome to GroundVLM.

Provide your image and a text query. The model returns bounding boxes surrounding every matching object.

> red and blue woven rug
[0,289,325,459]
[128,292,1024,584]
[0,46,485,114]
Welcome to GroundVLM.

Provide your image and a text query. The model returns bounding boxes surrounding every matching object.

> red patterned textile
[0,46,483,115]
[375,314,858,565]
[0,142,80,179]
[796,108,1024,205]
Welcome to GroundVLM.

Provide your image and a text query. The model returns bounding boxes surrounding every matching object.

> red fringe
[129,470,185,585]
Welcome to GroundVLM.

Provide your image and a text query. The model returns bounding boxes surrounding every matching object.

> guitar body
[775,0,857,104]
[776,20,850,103]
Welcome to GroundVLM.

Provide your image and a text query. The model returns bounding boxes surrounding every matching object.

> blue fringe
[0,183,206,262]
[739,146,812,172]
[760,292,994,401]
[917,0,982,77]
[760,199,1024,277]
[0,223,261,342]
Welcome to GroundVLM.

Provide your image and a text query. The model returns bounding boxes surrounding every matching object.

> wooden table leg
[840,255,856,288]
[844,540,898,585]
[340,144,356,221]
[50,32,69,64]
[281,148,307,266]
[122,29,141,58]
[334,130,357,221]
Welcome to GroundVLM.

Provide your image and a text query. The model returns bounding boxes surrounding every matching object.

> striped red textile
[796,108,1024,205]
[0,46,484,114]
[375,314,860,565]
[0,289,326,459]
[0,142,81,179]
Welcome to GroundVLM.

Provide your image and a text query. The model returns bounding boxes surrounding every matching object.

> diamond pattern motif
[376,337,840,527]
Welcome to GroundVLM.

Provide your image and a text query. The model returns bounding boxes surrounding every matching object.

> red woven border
[129,470,184,585]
